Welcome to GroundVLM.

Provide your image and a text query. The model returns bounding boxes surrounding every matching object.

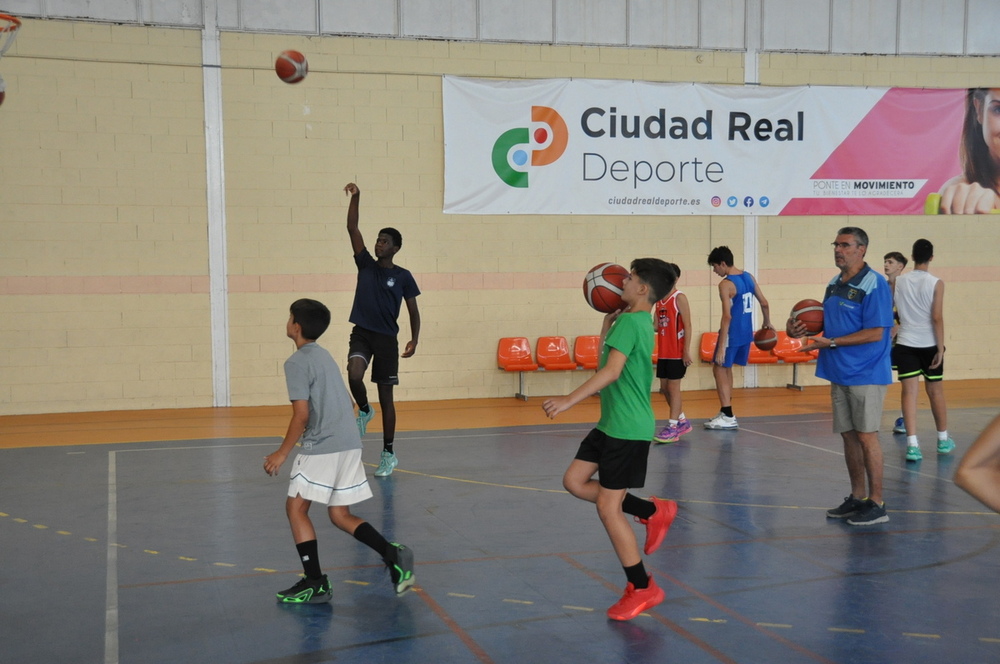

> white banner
[442,76,966,216]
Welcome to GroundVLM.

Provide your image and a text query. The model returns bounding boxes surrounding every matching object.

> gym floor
[2,384,999,664]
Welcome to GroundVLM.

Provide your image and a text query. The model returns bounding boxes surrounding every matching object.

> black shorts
[656,358,687,381]
[574,429,650,490]
[348,326,399,385]
[891,344,943,381]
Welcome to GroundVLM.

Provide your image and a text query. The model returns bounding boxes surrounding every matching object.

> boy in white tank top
[891,239,955,461]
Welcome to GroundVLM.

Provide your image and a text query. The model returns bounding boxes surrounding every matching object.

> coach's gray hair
[837,226,869,247]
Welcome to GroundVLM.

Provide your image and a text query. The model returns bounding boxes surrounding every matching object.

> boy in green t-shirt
[543,258,679,621]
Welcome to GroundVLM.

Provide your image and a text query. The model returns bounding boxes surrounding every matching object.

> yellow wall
[1,19,998,414]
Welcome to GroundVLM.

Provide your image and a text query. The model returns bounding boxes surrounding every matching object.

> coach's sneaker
[653,423,681,444]
[276,575,331,604]
[384,543,415,595]
[374,449,398,477]
[704,412,738,430]
[826,494,864,519]
[847,499,889,526]
[356,406,376,437]
[637,497,678,555]
[937,438,956,455]
[607,575,665,621]
[675,418,693,437]
[893,417,906,434]
[905,445,923,462]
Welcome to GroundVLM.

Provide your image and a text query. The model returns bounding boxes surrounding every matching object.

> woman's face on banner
[975,88,1000,167]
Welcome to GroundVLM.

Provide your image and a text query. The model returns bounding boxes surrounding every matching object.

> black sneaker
[826,495,864,519]
[384,543,415,595]
[276,575,331,604]
[847,499,889,526]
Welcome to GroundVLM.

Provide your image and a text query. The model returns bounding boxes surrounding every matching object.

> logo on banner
[491,106,568,188]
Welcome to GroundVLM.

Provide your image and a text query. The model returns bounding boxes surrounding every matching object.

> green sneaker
[384,543,415,595]
[937,438,955,455]
[905,445,923,462]
[276,575,331,604]
[356,406,376,437]
[374,449,398,477]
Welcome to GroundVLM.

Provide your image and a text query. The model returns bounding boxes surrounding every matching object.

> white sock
[679,412,687,421]
[668,419,678,426]
[937,430,949,441]
[907,435,919,447]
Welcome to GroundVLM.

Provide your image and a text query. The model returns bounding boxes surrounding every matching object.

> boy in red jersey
[653,263,693,444]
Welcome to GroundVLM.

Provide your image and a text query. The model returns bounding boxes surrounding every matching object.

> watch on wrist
[829,338,837,349]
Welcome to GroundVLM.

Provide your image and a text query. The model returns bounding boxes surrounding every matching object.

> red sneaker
[607,575,665,621]
[637,497,677,555]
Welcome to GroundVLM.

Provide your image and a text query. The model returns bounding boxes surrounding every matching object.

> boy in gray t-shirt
[264,299,415,603]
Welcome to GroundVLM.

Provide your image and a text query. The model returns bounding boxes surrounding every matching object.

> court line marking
[738,426,954,481]
[104,451,119,664]
[413,587,495,664]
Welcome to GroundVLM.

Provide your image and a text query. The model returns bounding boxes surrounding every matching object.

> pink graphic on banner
[780,88,965,215]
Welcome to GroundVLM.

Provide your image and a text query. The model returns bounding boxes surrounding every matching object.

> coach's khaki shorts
[288,449,373,506]
[830,383,888,434]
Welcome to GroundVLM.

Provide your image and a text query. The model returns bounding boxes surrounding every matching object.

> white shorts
[287,449,373,507]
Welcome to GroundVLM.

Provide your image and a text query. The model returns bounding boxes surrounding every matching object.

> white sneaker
[704,413,738,430]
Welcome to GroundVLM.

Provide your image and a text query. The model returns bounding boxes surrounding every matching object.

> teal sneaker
[276,575,331,604]
[937,438,956,455]
[384,543,415,595]
[905,445,923,462]
[356,406,376,437]
[374,449,398,477]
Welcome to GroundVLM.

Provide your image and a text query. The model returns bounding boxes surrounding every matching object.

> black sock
[624,562,649,589]
[383,440,394,454]
[353,521,390,559]
[622,493,655,520]
[722,406,734,418]
[295,539,322,579]
[359,403,371,414]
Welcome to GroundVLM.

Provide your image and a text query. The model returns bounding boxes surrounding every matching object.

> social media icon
[760,196,770,208]
[727,196,738,207]
[743,196,754,208]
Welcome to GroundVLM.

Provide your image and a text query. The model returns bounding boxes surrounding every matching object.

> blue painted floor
[3,409,999,663]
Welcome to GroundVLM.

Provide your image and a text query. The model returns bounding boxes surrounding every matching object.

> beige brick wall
[1,18,997,414]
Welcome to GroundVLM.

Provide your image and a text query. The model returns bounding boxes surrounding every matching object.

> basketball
[753,328,778,351]
[791,298,824,336]
[275,50,308,84]
[583,263,629,313]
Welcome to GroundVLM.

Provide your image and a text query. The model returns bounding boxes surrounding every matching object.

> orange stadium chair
[536,336,580,371]
[748,341,779,364]
[699,332,719,363]
[772,331,819,390]
[497,337,538,400]
[573,335,600,370]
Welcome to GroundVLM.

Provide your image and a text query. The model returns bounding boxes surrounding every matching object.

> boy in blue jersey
[705,246,772,430]
[264,299,415,603]
[542,258,679,621]
[343,183,421,477]
[789,228,894,526]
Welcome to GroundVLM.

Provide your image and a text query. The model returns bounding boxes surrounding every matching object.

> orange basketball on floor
[791,299,824,336]
[583,263,629,313]
[275,50,308,84]
[753,328,778,351]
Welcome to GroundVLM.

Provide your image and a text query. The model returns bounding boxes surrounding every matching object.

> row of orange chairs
[699,331,818,390]
[498,330,820,399]
[497,336,601,400]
